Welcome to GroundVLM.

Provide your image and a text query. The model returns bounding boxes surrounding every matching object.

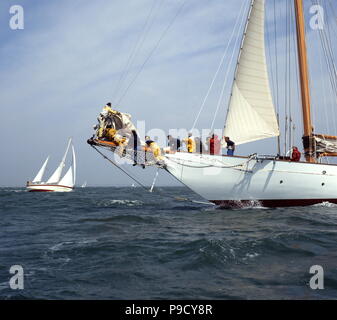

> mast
[294,0,315,162]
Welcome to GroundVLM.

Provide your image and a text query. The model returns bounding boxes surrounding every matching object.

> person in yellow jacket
[97,102,120,139]
[102,102,118,115]
[144,136,163,161]
[184,133,196,153]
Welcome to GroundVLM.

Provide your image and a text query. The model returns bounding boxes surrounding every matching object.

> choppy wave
[49,239,99,252]
[312,201,337,208]
[1,186,337,299]
[95,199,144,207]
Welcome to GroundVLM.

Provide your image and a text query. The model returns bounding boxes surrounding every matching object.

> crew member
[209,134,221,155]
[102,102,118,116]
[291,146,301,162]
[224,136,235,156]
[195,137,205,154]
[184,133,196,153]
[144,136,163,162]
[166,135,181,153]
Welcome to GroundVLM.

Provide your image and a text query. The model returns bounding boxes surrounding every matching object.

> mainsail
[224,0,279,145]
[47,138,72,184]
[32,156,49,183]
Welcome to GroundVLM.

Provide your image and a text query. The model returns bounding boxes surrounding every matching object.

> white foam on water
[97,199,143,207]
[312,201,337,208]
[49,239,98,252]
[0,189,25,193]
[49,241,74,251]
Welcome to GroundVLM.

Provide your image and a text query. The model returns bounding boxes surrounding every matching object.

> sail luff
[46,138,72,184]
[32,156,49,183]
[223,0,279,145]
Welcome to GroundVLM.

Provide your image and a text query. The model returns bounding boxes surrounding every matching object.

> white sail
[223,0,279,145]
[47,138,72,184]
[71,144,76,186]
[32,156,49,183]
[58,143,76,187]
[58,166,74,187]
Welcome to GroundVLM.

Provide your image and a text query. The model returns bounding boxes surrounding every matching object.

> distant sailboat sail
[58,144,76,187]
[32,156,49,183]
[47,138,72,184]
[72,145,76,187]
[224,0,279,145]
[58,167,73,187]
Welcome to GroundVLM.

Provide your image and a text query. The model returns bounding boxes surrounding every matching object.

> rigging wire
[116,0,188,105]
[112,0,162,103]
[273,0,280,115]
[322,0,337,135]
[312,0,337,135]
[91,145,214,205]
[223,0,255,133]
[190,0,247,132]
[288,0,295,149]
[284,0,290,155]
[273,0,281,155]
[209,1,249,132]
[291,0,301,147]
[91,145,149,190]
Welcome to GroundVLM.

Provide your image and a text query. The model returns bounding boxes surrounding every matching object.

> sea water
[0,187,337,299]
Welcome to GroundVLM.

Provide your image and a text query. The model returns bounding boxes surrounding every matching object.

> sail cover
[223,0,279,145]
[314,136,337,154]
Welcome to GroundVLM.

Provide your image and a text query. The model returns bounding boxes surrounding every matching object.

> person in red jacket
[291,146,301,162]
[209,134,221,155]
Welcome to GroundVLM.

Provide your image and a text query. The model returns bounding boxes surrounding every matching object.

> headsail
[58,143,76,187]
[32,156,49,183]
[71,144,76,186]
[47,138,72,184]
[223,0,279,145]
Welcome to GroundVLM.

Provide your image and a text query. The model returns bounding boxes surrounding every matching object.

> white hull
[26,184,74,192]
[164,153,337,207]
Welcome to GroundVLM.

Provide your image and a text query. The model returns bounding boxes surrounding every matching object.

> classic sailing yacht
[89,0,337,207]
[27,138,76,192]
[164,0,337,207]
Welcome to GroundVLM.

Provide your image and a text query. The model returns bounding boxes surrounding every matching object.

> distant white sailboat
[81,181,87,188]
[26,138,76,192]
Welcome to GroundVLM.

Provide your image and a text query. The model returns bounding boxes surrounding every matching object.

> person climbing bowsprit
[88,103,163,168]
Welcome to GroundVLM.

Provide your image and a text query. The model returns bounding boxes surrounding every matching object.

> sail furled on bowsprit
[223,0,279,145]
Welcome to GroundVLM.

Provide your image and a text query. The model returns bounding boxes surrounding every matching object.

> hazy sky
[1,0,336,187]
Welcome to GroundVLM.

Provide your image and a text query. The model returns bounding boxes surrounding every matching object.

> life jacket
[145,141,162,159]
[185,137,196,153]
